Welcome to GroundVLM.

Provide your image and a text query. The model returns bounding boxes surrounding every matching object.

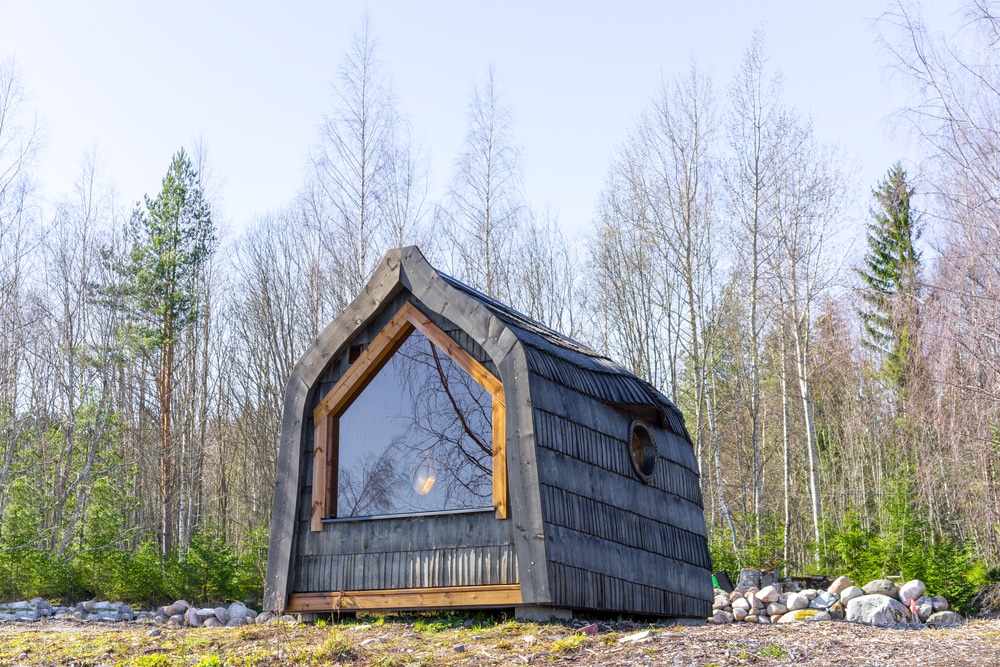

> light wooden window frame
[311,301,507,531]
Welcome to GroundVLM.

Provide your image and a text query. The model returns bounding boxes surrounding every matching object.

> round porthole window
[628,420,657,483]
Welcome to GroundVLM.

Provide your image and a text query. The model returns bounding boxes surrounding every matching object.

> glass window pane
[336,329,493,517]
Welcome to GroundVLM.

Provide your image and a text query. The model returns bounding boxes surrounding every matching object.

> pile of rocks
[152,600,293,627]
[0,599,148,623]
[0,598,295,626]
[709,575,965,627]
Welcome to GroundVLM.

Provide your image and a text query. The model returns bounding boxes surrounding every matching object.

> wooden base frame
[286,584,523,612]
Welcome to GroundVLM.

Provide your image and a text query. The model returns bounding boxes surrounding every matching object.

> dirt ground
[2,616,1000,667]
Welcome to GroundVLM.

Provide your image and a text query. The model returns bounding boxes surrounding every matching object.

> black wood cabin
[264,246,713,620]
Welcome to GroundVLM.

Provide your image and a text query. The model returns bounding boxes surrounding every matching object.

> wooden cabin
[264,246,713,619]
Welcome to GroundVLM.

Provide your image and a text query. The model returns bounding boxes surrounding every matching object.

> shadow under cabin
[264,246,714,621]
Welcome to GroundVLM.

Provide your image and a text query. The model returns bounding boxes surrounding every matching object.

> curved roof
[437,272,691,443]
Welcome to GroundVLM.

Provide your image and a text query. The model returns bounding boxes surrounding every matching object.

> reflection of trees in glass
[336,329,493,517]
[395,337,492,508]
[337,447,402,517]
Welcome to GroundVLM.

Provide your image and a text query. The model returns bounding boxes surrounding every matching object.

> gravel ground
[1,616,999,666]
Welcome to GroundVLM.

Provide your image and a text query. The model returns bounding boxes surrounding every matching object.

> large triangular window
[310,302,507,530]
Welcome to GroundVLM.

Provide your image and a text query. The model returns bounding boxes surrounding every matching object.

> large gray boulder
[847,594,919,626]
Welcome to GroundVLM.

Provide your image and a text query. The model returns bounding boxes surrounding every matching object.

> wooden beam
[312,305,417,425]
[492,396,508,519]
[286,584,522,612]
[310,416,330,532]
[405,306,505,402]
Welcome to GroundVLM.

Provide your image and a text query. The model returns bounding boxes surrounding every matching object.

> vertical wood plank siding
[291,290,516,594]
[292,512,518,592]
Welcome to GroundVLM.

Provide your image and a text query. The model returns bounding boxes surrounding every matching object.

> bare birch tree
[443,66,524,301]
[724,29,783,536]
[305,17,426,309]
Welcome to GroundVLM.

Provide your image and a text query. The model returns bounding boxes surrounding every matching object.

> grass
[550,634,586,652]
[759,643,790,660]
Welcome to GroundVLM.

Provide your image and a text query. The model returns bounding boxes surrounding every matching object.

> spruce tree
[858,163,920,396]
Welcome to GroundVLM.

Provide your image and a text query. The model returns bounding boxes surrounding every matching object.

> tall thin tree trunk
[794,322,822,564]
[780,329,791,564]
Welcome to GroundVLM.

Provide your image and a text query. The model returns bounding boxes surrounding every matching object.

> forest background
[3,1,1000,611]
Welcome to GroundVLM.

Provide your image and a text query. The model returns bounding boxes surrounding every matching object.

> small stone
[195,608,216,621]
[708,610,732,624]
[828,576,853,595]
[245,609,258,620]
[147,628,161,637]
[755,585,779,604]
[168,614,185,625]
[203,617,222,628]
[712,594,729,610]
[926,611,963,626]
[862,579,898,597]
[744,614,759,623]
[770,614,782,623]
[618,630,652,644]
[810,591,838,609]
[228,602,249,620]
[522,634,537,643]
[932,596,949,612]
[578,623,598,635]
[766,602,787,616]
[280,614,296,623]
[899,579,926,604]
[153,614,169,624]
[82,600,97,612]
[729,590,743,602]
[163,601,190,617]
[733,607,748,621]
[785,593,809,611]
[758,614,771,624]
[800,589,818,600]
[256,612,275,624]
[839,586,864,605]
[100,653,111,661]
[732,597,751,611]
[453,645,466,653]
[214,607,230,625]
[185,608,201,627]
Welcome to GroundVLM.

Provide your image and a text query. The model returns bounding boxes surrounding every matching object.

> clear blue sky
[2,1,927,240]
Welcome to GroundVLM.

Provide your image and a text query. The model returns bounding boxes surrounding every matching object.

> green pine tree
[858,163,920,398]
[119,148,215,555]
